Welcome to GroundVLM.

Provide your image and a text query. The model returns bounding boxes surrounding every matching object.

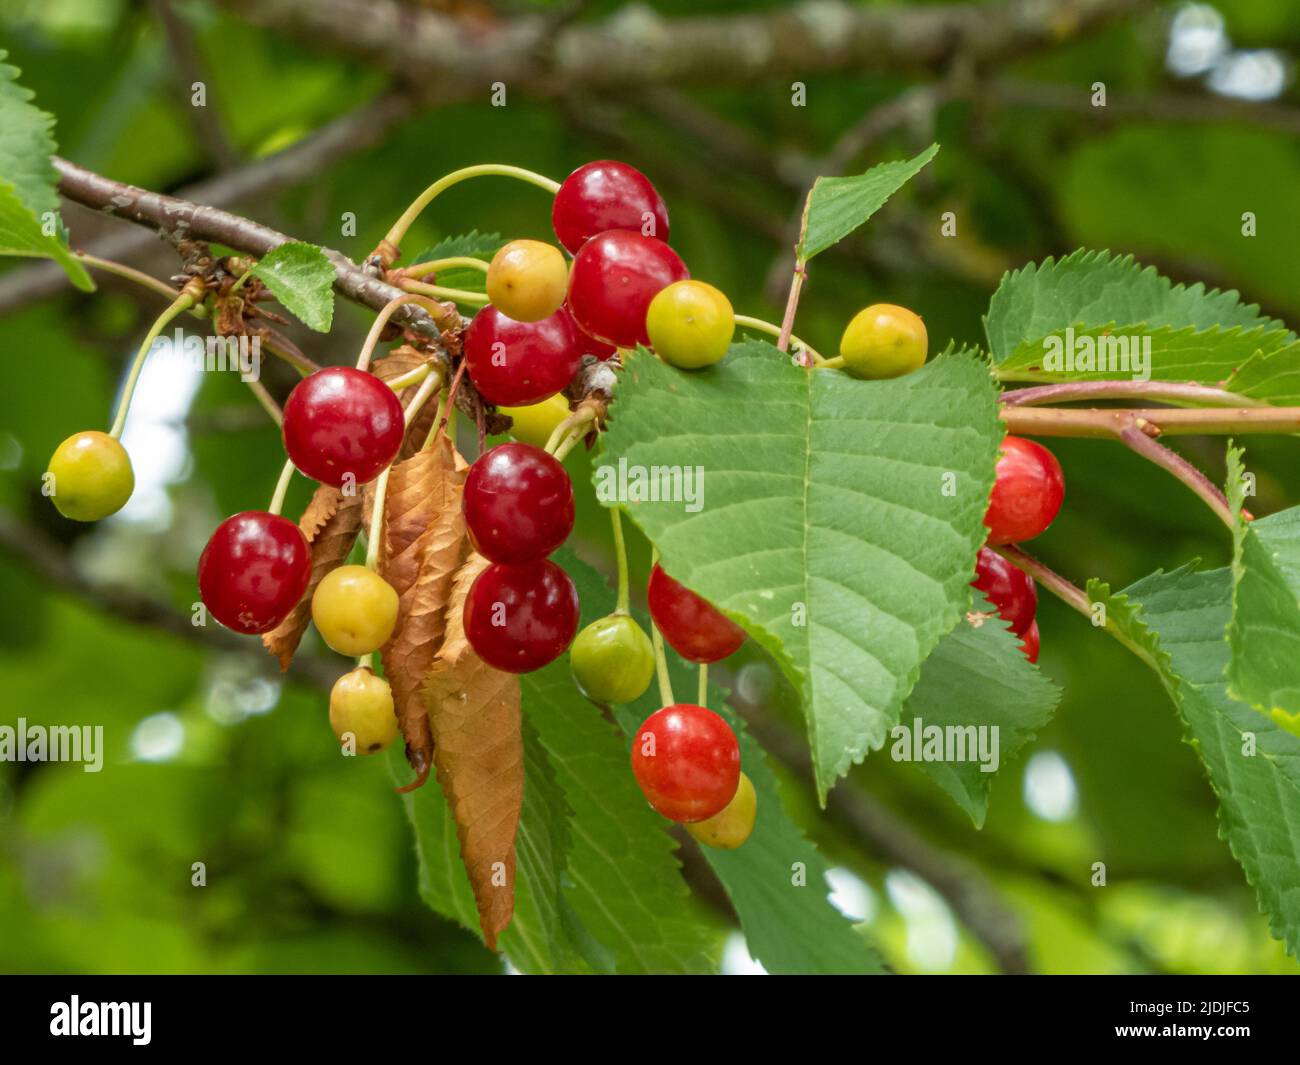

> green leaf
[798,144,938,261]
[409,231,503,293]
[598,341,1002,797]
[1225,449,1300,735]
[985,249,1285,367]
[900,595,1061,827]
[1101,567,1300,956]
[0,52,92,291]
[0,180,93,292]
[249,242,336,332]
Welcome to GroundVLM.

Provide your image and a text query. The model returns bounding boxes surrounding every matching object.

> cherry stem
[1117,423,1235,528]
[698,663,708,709]
[109,290,196,439]
[552,425,588,462]
[403,257,491,280]
[1000,380,1266,409]
[649,549,676,707]
[76,252,182,302]
[382,164,560,259]
[776,256,809,365]
[430,360,469,448]
[383,363,433,392]
[260,329,321,376]
[399,278,489,307]
[245,378,283,427]
[610,506,630,615]
[268,457,296,517]
[356,293,437,372]
[545,407,595,455]
[733,314,826,364]
[365,467,391,571]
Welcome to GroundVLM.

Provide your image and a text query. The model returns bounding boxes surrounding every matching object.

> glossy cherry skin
[1020,620,1040,664]
[631,703,741,823]
[647,564,745,664]
[464,559,580,673]
[463,304,583,407]
[282,367,405,488]
[971,547,1037,637]
[198,511,311,634]
[984,436,1065,545]
[552,160,670,253]
[576,321,618,361]
[463,443,575,564]
[567,231,689,349]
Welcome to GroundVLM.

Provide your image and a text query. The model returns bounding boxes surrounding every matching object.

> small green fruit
[45,430,134,521]
[838,303,927,379]
[570,613,655,704]
[645,280,735,369]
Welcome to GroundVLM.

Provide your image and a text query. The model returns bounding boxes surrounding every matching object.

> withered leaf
[423,551,524,951]
[379,431,468,789]
[261,483,363,670]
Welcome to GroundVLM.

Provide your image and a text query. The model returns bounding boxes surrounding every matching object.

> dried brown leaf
[261,483,363,669]
[379,432,468,788]
[422,551,523,950]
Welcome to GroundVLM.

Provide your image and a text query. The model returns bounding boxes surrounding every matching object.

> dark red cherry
[576,320,618,361]
[971,547,1037,637]
[984,436,1065,545]
[552,160,670,254]
[282,367,405,488]
[464,305,582,407]
[198,511,310,635]
[464,559,580,673]
[566,231,688,349]
[1020,620,1040,664]
[630,703,740,823]
[647,563,744,664]
[463,443,575,564]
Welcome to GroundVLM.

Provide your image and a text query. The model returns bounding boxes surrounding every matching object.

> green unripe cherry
[645,280,735,369]
[687,771,757,849]
[45,430,134,522]
[838,303,928,379]
[570,613,656,704]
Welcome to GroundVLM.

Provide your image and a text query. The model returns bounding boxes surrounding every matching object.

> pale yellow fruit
[329,667,397,755]
[312,564,399,655]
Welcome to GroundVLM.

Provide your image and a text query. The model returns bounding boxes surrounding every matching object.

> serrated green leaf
[1225,449,1300,735]
[798,144,938,261]
[985,249,1285,367]
[1226,345,1300,406]
[0,180,93,292]
[1102,565,1300,956]
[410,231,503,293]
[249,242,336,332]
[598,341,1002,797]
[900,595,1061,827]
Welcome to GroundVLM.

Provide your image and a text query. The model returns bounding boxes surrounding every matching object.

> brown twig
[1001,405,1300,439]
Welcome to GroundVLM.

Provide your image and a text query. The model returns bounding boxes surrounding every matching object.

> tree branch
[1001,404,1300,438]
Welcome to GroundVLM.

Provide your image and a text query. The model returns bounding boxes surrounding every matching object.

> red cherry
[464,304,582,407]
[630,703,740,823]
[566,231,688,349]
[198,511,310,635]
[576,320,618,361]
[971,547,1037,637]
[552,160,670,254]
[464,559,579,673]
[1020,620,1040,664]
[282,367,404,488]
[984,436,1064,545]
[463,443,575,564]
[647,564,744,664]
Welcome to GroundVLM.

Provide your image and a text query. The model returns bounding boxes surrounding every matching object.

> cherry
[463,304,582,407]
[631,703,741,823]
[566,230,689,349]
[687,771,757,849]
[282,367,405,488]
[646,279,735,369]
[198,511,311,635]
[312,564,399,655]
[45,430,134,521]
[552,160,670,254]
[464,558,579,673]
[329,666,397,755]
[838,303,928,379]
[971,547,1037,637]
[984,436,1065,545]
[647,564,745,664]
[463,443,575,564]
[498,393,572,450]
[1020,620,1040,664]
[486,239,569,323]
[570,613,656,704]
[576,321,618,361]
